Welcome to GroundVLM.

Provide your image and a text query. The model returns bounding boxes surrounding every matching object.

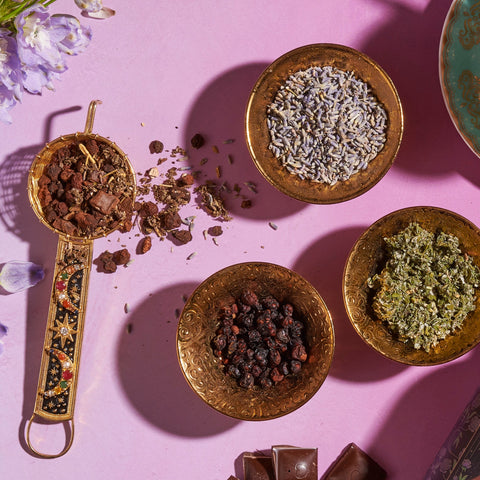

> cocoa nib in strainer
[37,138,134,237]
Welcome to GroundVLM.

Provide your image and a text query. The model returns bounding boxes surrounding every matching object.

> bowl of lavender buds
[176,262,334,420]
[245,43,404,204]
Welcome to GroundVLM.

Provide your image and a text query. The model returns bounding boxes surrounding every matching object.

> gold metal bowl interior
[28,132,136,241]
[177,261,334,420]
[343,206,480,366]
[245,43,404,204]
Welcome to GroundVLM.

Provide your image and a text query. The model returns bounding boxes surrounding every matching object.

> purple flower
[0,261,44,293]
[51,14,92,55]
[14,5,91,94]
[0,85,17,123]
[0,28,22,123]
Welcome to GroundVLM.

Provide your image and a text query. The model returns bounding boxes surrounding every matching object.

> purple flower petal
[0,323,7,339]
[0,261,45,293]
[51,15,92,55]
[74,0,103,13]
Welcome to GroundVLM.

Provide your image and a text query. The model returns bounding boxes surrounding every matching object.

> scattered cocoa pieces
[138,236,152,254]
[190,133,205,149]
[207,225,223,237]
[172,229,193,244]
[112,248,131,265]
[98,251,117,273]
[149,140,164,154]
[241,199,252,209]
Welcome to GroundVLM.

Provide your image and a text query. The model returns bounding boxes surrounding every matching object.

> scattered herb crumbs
[368,223,480,352]
[124,303,130,314]
[269,222,278,231]
[187,252,197,260]
[212,145,219,154]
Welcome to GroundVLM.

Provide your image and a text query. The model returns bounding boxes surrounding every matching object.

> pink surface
[1,0,479,478]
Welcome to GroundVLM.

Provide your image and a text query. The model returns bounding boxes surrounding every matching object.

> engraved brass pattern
[458,70,480,129]
[177,262,334,420]
[459,0,480,50]
[343,206,480,366]
[245,43,403,204]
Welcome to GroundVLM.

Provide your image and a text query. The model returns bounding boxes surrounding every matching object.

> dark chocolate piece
[227,476,240,480]
[243,452,275,480]
[272,445,318,480]
[322,443,386,480]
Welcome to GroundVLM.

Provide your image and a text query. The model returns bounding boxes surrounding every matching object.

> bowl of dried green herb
[343,206,480,365]
[176,261,334,420]
[245,43,403,204]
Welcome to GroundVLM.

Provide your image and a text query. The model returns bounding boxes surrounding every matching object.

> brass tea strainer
[26,100,136,457]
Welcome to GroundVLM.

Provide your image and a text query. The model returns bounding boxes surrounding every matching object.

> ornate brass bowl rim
[245,43,404,204]
[343,206,480,366]
[176,261,335,420]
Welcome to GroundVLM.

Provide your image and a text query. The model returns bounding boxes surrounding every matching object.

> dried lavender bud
[267,65,387,185]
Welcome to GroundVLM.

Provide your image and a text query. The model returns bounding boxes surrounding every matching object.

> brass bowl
[245,43,404,204]
[177,262,334,420]
[343,206,480,366]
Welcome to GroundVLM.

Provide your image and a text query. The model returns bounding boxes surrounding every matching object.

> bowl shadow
[116,282,239,437]
[183,63,307,220]
[360,0,480,186]
[366,347,480,478]
[292,226,406,382]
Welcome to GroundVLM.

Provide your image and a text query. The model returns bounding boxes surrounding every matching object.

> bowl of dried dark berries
[177,261,334,420]
[343,206,480,366]
[245,43,403,204]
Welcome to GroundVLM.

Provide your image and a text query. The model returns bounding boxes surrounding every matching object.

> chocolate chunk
[138,236,152,254]
[208,225,223,236]
[55,202,69,217]
[112,248,130,265]
[160,211,182,230]
[190,133,205,149]
[85,138,99,155]
[38,186,52,208]
[272,445,317,480]
[70,171,84,190]
[97,251,117,273]
[322,443,386,480]
[139,201,158,218]
[38,174,51,187]
[149,140,164,154]
[45,163,62,181]
[74,212,98,232]
[89,190,120,215]
[243,452,274,480]
[171,229,192,244]
[52,218,77,236]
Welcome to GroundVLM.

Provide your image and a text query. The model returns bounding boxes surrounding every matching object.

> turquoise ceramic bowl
[440,0,480,157]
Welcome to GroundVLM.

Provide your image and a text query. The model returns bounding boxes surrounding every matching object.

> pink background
[1,0,480,478]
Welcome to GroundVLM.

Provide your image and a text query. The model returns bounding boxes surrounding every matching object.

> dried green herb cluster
[368,223,480,352]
